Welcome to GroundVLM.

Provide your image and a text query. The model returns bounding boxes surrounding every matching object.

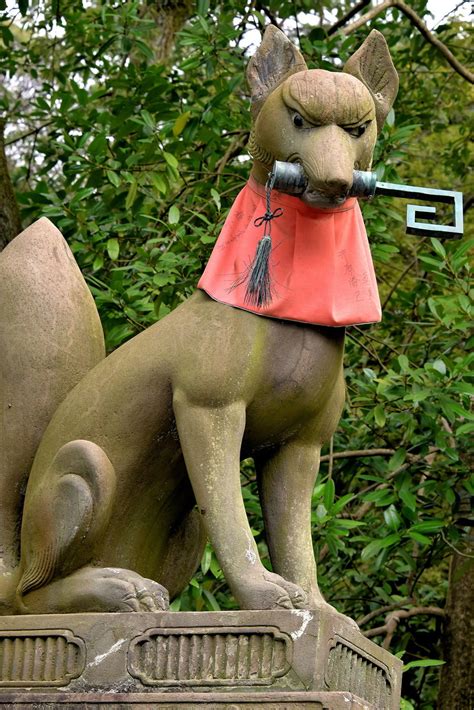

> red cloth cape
[198,177,381,327]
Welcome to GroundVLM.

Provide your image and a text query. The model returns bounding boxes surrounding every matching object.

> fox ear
[343,29,399,132]
[247,25,307,119]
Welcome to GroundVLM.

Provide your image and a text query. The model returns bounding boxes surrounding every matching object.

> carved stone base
[0,609,401,708]
[0,690,386,708]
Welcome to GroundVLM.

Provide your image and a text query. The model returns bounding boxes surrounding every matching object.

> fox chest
[245,324,345,442]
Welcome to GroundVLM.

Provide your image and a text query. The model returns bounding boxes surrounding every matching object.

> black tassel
[245,235,272,307]
[230,170,282,307]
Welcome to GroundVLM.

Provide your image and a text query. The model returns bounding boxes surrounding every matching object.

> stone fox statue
[0,27,398,616]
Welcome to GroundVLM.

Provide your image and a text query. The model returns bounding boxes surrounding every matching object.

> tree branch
[441,532,474,560]
[382,256,418,310]
[5,121,54,146]
[342,0,474,84]
[434,1,470,30]
[328,0,371,36]
[215,133,249,182]
[254,1,281,30]
[357,598,413,627]
[346,330,389,372]
[364,606,445,650]
[320,447,395,463]
[463,194,474,213]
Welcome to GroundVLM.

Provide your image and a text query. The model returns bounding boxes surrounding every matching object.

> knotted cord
[244,170,283,307]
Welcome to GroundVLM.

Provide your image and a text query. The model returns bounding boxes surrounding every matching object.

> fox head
[247,26,399,207]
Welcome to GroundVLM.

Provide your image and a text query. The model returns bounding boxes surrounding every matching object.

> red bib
[198,177,381,327]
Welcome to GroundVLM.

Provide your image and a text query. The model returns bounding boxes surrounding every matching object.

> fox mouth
[300,189,349,208]
[284,157,350,208]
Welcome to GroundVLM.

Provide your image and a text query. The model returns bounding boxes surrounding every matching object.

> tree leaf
[403,659,445,671]
[323,478,335,511]
[410,520,444,534]
[200,545,212,575]
[331,493,355,514]
[92,253,104,271]
[163,151,179,169]
[407,530,431,545]
[430,237,446,259]
[88,132,107,156]
[125,180,138,210]
[384,505,401,530]
[398,354,409,372]
[399,487,417,512]
[361,534,401,562]
[140,109,155,130]
[168,205,180,225]
[151,174,167,195]
[107,238,120,260]
[388,448,406,471]
[374,404,386,427]
[70,187,95,205]
[153,273,175,287]
[202,588,220,611]
[106,170,121,188]
[432,359,446,375]
[173,111,191,137]
[210,188,221,210]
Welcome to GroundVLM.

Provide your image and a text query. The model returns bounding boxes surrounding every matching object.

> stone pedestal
[0,608,401,708]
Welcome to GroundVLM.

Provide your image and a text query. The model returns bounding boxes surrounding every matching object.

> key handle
[351,171,464,238]
[270,163,464,238]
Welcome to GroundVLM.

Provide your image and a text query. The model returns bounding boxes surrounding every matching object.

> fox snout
[297,128,362,206]
[312,178,351,204]
[324,178,351,199]
[300,176,351,208]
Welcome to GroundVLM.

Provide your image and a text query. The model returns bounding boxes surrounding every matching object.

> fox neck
[248,130,274,185]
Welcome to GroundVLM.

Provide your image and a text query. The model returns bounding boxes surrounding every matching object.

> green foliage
[1,2,472,706]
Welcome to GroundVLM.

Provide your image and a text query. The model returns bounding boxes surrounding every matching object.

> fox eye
[293,112,305,128]
[344,121,371,138]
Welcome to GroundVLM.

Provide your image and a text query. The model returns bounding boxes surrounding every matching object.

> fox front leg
[173,393,306,610]
[258,438,326,608]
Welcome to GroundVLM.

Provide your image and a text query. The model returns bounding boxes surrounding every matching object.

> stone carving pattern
[128,626,291,686]
[326,638,391,709]
[0,629,85,686]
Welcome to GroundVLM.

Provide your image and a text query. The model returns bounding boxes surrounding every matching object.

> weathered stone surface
[249,27,398,190]
[0,690,380,708]
[0,218,105,614]
[9,28,399,618]
[0,28,405,708]
[0,609,402,709]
